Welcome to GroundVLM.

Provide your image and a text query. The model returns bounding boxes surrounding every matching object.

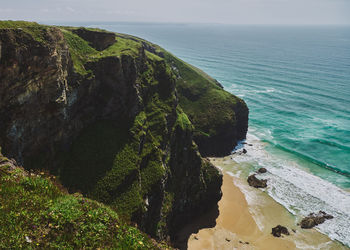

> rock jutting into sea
[247,174,267,188]
[258,167,267,173]
[300,211,334,229]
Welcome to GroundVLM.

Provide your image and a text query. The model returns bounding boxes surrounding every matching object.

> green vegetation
[60,120,132,193]
[59,26,166,75]
[175,108,193,131]
[61,30,97,75]
[60,28,146,75]
[0,22,153,75]
[57,58,178,225]
[98,34,140,58]
[0,150,167,249]
[163,52,243,138]
[0,147,8,162]
[0,21,48,43]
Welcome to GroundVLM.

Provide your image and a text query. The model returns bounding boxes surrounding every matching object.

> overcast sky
[0,0,349,25]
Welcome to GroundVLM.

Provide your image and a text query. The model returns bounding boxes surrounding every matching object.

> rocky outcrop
[0,26,72,164]
[0,22,238,247]
[163,53,249,157]
[271,225,289,237]
[247,174,267,188]
[0,149,18,171]
[300,211,334,229]
[72,28,116,51]
[258,167,267,173]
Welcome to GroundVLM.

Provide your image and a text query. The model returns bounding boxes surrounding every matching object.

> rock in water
[258,167,267,173]
[272,225,290,237]
[247,174,267,188]
[300,211,334,229]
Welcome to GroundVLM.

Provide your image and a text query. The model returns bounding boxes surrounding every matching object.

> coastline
[188,159,348,250]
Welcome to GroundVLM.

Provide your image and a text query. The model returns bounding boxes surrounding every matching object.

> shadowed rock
[258,167,267,173]
[173,202,220,250]
[272,225,289,237]
[300,211,334,229]
[73,28,116,51]
[247,174,267,188]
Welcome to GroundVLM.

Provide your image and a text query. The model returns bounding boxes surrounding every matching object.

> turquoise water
[50,22,350,245]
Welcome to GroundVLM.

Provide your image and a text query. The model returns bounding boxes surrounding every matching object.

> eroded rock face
[247,174,267,188]
[0,24,224,246]
[73,28,116,51]
[165,54,249,158]
[191,99,249,157]
[300,211,334,229]
[0,27,72,164]
[271,225,289,237]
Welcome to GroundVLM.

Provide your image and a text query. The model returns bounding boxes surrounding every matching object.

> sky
[0,0,349,25]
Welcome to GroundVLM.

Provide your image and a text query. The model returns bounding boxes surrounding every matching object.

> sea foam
[230,132,350,247]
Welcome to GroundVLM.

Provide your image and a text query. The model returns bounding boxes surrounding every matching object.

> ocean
[50,22,350,247]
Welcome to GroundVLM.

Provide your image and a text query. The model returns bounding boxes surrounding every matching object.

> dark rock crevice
[72,28,116,51]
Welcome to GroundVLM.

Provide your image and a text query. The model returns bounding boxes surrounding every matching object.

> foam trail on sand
[230,132,350,247]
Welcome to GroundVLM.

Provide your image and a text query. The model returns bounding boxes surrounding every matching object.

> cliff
[0,21,248,248]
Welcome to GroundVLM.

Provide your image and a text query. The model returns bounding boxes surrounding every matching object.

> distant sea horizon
[44,21,350,246]
[42,20,350,26]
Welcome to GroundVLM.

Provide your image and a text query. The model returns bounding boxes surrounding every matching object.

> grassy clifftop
[0,149,167,249]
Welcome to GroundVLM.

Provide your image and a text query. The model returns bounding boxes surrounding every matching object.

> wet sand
[188,162,347,250]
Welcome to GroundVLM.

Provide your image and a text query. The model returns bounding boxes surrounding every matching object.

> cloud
[105,10,136,15]
[66,7,75,13]
[0,0,348,24]
[0,8,13,12]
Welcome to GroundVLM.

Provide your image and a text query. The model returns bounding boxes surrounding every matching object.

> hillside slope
[0,21,248,248]
[0,149,168,249]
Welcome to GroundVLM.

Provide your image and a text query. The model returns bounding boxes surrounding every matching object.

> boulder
[258,167,267,173]
[271,225,289,237]
[247,174,267,188]
[300,211,334,229]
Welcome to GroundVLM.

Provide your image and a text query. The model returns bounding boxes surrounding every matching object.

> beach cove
[188,157,348,250]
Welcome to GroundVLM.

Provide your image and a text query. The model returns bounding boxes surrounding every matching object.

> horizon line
[2,19,350,27]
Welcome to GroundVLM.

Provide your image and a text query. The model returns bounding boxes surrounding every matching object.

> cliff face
[0,21,247,247]
[163,54,249,157]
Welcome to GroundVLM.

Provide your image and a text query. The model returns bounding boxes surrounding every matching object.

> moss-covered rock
[0,21,247,247]
[163,53,249,156]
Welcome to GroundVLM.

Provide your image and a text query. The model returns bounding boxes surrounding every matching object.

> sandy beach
[188,158,348,250]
